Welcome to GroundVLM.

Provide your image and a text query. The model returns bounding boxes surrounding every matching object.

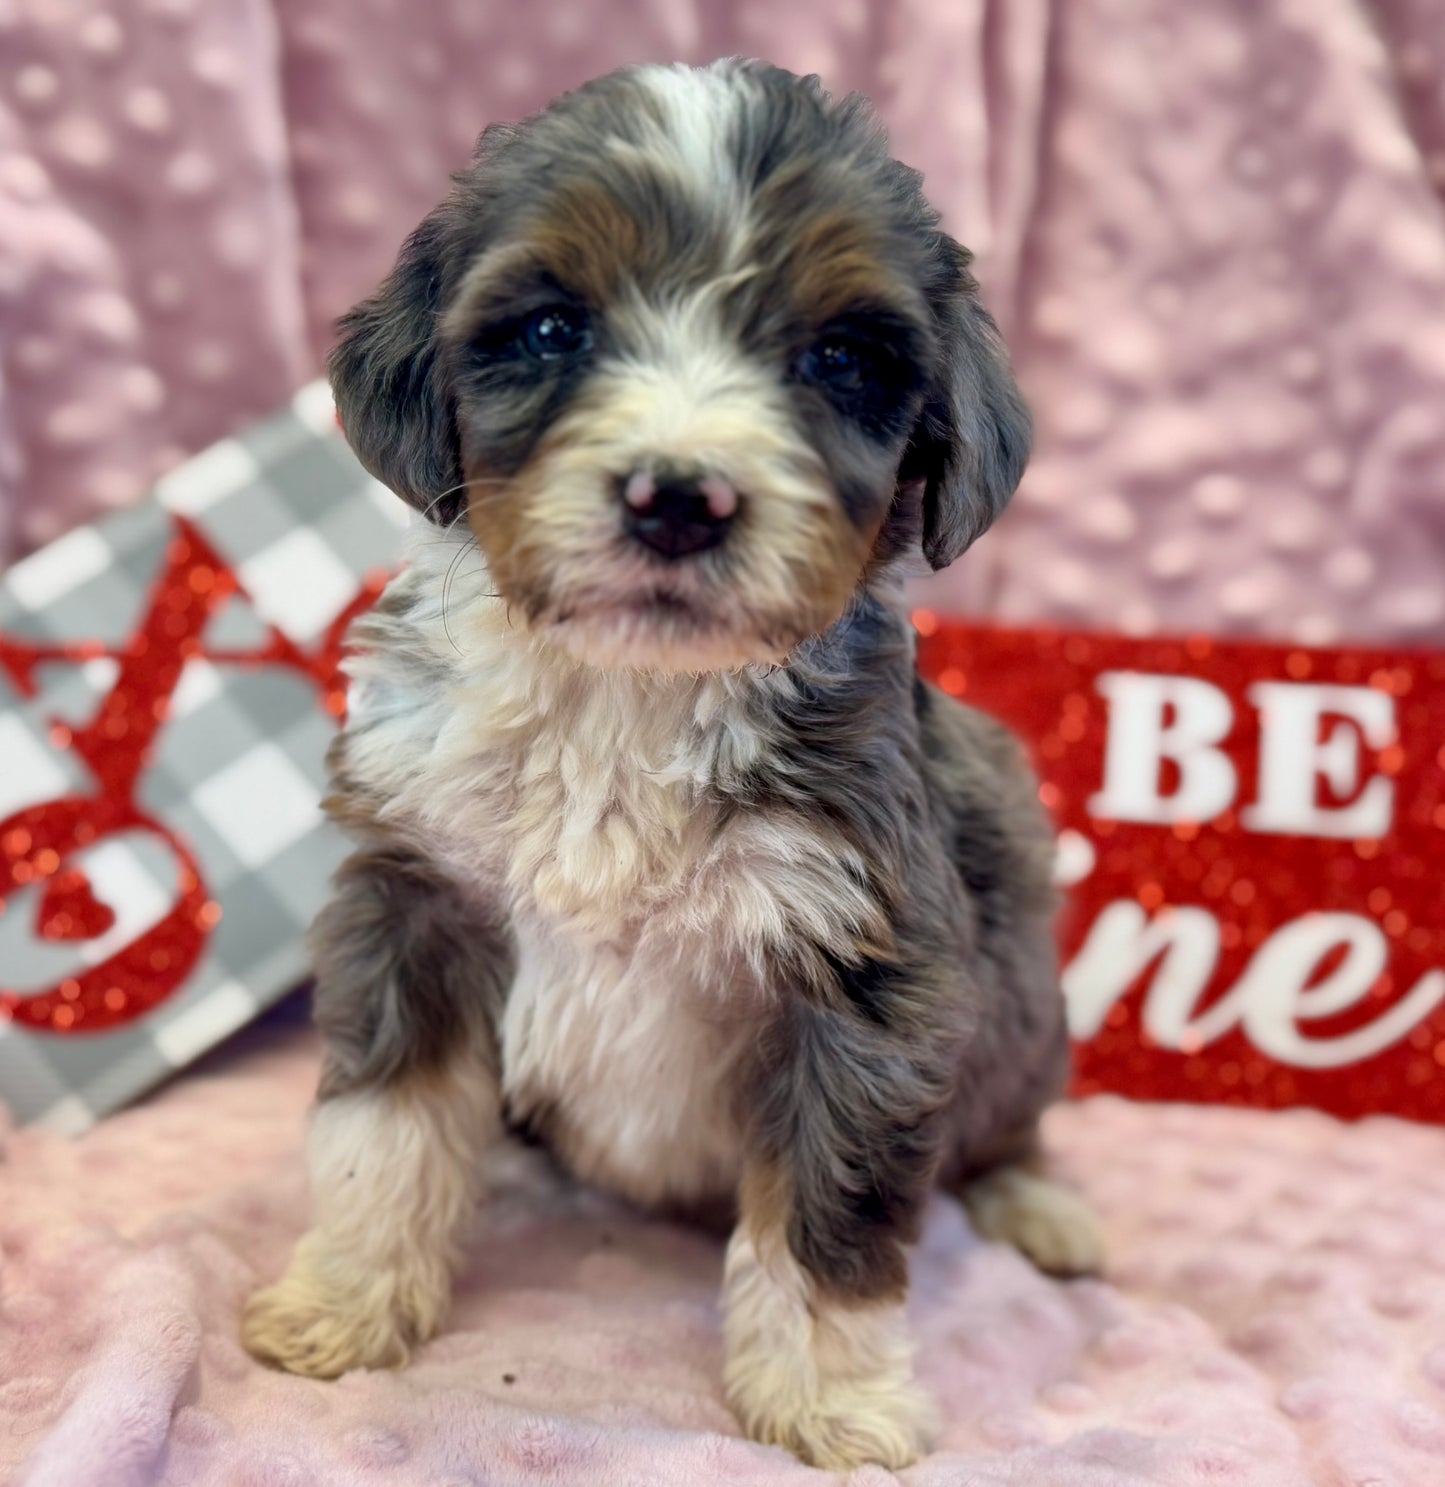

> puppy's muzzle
[619,469,739,560]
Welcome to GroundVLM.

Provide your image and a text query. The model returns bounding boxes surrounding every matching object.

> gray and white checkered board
[0,382,408,1132]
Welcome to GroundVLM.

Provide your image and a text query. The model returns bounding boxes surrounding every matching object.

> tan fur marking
[780,210,924,326]
[464,460,534,611]
[525,180,650,303]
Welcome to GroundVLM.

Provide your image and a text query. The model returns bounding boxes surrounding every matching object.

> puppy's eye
[798,337,878,396]
[520,306,592,360]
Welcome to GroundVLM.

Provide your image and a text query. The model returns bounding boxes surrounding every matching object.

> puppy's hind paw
[961,1166,1105,1277]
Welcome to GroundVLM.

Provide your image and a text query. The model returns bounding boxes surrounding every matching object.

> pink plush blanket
[7,1006,1445,1486]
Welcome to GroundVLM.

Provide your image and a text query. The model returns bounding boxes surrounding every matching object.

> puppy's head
[332,60,1030,672]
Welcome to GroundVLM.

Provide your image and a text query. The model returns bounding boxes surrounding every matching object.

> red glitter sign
[916,617,1445,1122]
[0,518,385,1034]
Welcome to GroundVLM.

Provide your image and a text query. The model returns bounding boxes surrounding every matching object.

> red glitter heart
[36,868,117,942]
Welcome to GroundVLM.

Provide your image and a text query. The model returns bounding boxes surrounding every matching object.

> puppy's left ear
[901,243,1032,570]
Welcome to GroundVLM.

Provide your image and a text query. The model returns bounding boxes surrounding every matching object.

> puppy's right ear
[328,208,462,523]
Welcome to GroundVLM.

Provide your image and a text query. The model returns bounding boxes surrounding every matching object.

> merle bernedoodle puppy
[243,58,1101,1471]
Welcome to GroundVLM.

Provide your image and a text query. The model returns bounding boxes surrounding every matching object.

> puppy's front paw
[734,1372,936,1471]
[242,1281,401,1379]
[242,1236,445,1378]
[962,1166,1104,1277]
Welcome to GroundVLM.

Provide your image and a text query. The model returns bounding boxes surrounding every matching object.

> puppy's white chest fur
[500,922,748,1204]
[347,548,877,1206]
[477,657,757,1205]
[351,574,771,1202]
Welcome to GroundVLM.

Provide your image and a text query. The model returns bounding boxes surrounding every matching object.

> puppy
[243,58,1102,1470]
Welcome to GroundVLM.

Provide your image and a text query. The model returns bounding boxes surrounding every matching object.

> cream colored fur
[502,917,750,1206]
[242,1054,499,1377]
[723,1221,936,1471]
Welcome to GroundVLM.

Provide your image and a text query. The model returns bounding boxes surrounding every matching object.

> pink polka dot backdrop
[0,0,309,555]
[1,0,1443,644]
[963,0,1445,647]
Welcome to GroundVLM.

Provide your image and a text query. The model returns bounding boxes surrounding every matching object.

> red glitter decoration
[915,617,1445,1123]
[0,516,388,1035]
[38,868,117,941]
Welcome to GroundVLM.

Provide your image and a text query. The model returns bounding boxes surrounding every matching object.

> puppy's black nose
[620,471,737,560]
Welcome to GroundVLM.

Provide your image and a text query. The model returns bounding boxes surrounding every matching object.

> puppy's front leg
[243,846,510,1377]
[724,1000,945,1471]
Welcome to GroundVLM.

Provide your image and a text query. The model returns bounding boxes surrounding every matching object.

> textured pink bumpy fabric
[1,0,1443,651]
[6,1017,1445,1486]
